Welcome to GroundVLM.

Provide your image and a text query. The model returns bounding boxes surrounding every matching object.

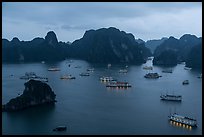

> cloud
[2,2,202,42]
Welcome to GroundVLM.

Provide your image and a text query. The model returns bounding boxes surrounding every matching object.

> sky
[2,2,202,42]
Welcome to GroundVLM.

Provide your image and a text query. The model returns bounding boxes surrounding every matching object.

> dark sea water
[2,59,202,135]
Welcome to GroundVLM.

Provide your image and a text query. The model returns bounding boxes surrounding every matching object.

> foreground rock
[2,80,56,112]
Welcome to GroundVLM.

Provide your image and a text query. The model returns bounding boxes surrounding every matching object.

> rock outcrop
[153,49,178,66]
[71,27,150,64]
[154,34,202,62]
[2,80,56,112]
[185,43,202,69]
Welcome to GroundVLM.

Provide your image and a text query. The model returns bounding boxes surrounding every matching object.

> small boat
[106,81,131,88]
[75,66,82,68]
[60,75,76,80]
[32,77,48,82]
[107,64,111,68]
[178,61,185,65]
[119,69,128,73]
[147,57,153,60]
[79,72,90,76]
[162,69,173,73]
[160,94,182,101]
[144,73,161,79]
[100,76,116,82]
[182,80,189,85]
[197,74,202,78]
[143,66,153,70]
[48,67,60,71]
[184,67,192,70]
[53,126,67,131]
[87,68,94,72]
[168,113,197,128]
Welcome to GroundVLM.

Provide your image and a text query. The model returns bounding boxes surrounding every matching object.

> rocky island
[2,80,56,112]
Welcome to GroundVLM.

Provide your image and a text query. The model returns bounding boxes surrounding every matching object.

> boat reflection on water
[169,120,193,131]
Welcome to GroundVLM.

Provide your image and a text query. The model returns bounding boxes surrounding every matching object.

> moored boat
[197,73,202,78]
[106,81,131,88]
[160,94,182,101]
[182,80,189,85]
[60,75,75,79]
[53,126,67,131]
[144,73,161,79]
[119,69,128,73]
[184,67,192,70]
[107,64,111,68]
[168,113,197,128]
[87,68,94,72]
[48,67,60,71]
[143,66,153,70]
[79,72,90,76]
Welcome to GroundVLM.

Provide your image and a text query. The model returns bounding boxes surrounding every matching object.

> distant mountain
[2,31,68,62]
[153,34,202,68]
[145,37,168,54]
[2,27,151,64]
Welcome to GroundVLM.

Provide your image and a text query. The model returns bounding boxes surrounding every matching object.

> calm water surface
[2,59,202,135]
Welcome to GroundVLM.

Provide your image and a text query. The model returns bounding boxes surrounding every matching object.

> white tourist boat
[168,113,197,128]
[160,94,182,101]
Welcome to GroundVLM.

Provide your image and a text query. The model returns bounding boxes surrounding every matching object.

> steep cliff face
[71,27,149,64]
[2,80,56,112]
[185,43,202,69]
[45,31,58,47]
[153,49,178,66]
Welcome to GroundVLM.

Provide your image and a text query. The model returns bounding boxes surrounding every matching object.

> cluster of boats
[19,72,48,82]
[160,93,198,128]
